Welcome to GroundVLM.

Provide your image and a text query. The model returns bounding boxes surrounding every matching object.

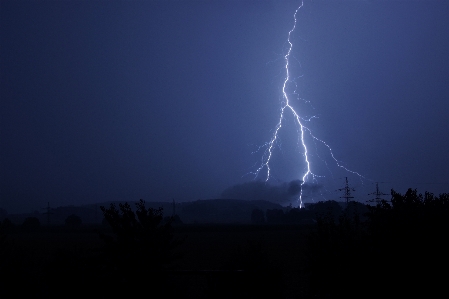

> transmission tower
[42,202,54,226]
[338,177,355,204]
[367,182,388,204]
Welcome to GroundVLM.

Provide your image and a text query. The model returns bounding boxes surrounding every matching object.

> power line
[338,177,354,204]
[367,182,389,204]
[42,202,54,226]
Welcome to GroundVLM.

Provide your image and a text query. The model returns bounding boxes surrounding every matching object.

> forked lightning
[253,1,365,208]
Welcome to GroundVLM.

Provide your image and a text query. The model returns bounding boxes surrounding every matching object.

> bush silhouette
[305,189,449,298]
[99,200,179,293]
[308,200,342,222]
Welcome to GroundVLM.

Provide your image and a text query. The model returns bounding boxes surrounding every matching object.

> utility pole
[367,182,388,204]
[338,177,355,204]
[42,202,54,226]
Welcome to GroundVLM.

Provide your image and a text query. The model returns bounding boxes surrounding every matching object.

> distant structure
[367,182,389,204]
[172,198,176,217]
[42,202,54,226]
[339,177,355,204]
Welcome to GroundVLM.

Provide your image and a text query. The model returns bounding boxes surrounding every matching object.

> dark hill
[178,199,283,224]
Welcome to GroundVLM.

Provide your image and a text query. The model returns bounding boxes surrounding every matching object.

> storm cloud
[221,180,321,205]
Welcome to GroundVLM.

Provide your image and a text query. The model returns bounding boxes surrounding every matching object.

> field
[1,224,313,298]
[3,191,447,298]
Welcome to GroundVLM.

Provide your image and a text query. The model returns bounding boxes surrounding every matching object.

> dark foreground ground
[0,224,311,298]
[2,190,449,298]
[1,221,448,298]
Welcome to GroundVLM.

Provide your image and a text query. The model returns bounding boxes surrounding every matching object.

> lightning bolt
[253,1,365,208]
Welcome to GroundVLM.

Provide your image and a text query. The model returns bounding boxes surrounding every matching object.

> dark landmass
[0,198,286,225]
[1,189,448,298]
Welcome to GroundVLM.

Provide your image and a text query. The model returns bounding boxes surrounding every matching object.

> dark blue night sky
[1,0,449,213]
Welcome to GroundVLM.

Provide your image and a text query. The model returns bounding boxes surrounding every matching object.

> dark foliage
[98,200,179,295]
[305,189,449,298]
[365,189,449,296]
[1,218,15,231]
[308,200,342,222]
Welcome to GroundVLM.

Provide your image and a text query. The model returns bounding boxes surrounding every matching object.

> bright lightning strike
[253,1,365,208]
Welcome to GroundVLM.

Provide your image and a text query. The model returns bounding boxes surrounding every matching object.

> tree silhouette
[365,189,449,297]
[308,200,342,222]
[305,188,449,298]
[99,200,179,294]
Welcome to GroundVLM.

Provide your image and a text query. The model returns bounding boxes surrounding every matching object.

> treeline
[1,189,448,298]
[306,188,449,298]
[251,200,369,225]
[0,200,180,297]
